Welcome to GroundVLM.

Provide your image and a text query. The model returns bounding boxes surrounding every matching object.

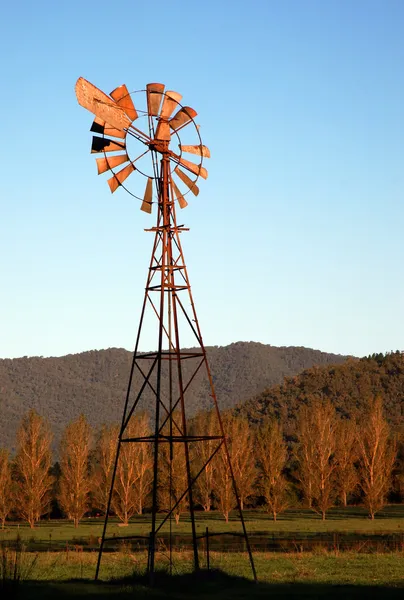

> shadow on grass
[15,569,404,599]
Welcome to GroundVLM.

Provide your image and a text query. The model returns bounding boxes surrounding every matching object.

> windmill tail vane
[75,77,257,585]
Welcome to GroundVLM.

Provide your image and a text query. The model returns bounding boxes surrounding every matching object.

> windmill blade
[160,90,182,120]
[174,167,199,196]
[91,136,126,153]
[107,163,135,193]
[76,77,131,131]
[90,117,126,139]
[110,84,138,121]
[155,120,171,141]
[146,83,165,116]
[179,144,210,158]
[171,180,188,209]
[96,154,129,174]
[175,156,208,180]
[93,99,131,132]
[140,177,153,213]
[169,106,197,132]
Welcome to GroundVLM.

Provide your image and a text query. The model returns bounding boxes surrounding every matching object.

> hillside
[0,342,347,451]
[238,351,404,433]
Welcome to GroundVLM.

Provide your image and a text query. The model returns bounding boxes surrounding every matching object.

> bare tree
[227,416,256,510]
[190,411,217,511]
[58,415,92,528]
[15,410,53,528]
[0,449,13,528]
[357,397,397,519]
[159,435,188,525]
[92,423,117,515]
[213,447,235,523]
[334,418,358,507]
[213,415,255,521]
[131,413,153,514]
[256,420,289,521]
[112,418,141,525]
[294,405,316,509]
[296,401,337,520]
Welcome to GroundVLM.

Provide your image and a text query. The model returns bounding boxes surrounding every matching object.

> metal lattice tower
[75,78,256,584]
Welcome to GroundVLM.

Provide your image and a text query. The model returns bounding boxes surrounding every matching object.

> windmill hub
[149,139,169,154]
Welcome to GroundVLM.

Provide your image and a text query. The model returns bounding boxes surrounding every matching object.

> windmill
[75,78,256,583]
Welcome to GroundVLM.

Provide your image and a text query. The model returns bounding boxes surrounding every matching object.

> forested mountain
[0,342,347,451]
[238,351,404,434]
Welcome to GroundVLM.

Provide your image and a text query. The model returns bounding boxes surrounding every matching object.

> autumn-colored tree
[15,410,53,528]
[296,401,337,520]
[58,415,92,528]
[226,416,256,510]
[256,420,289,521]
[112,418,141,525]
[108,415,153,524]
[0,449,13,528]
[112,414,153,523]
[130,413,153,515]
[294,407,315,509]
[334,418,358,507]
[213,416,255,522]
[92,423,117,514]
[213,447,235,523]
[157,411,189,524]
[357,397,397,519]
[158,441,188,524]
[190,411,218,511]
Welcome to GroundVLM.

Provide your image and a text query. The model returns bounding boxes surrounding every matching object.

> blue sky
[0,0,403,359]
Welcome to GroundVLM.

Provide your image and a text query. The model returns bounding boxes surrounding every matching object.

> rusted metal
[91,118,126,139]
[146,83,165,116]
[174,155,208,180]
[140,177,153,213]
[96,154,129,175]
[171,179,188,209]
[174,166,199,196]
[180,144,211,158]
[159,90,182,120]
[169,106,198,131]
[91,136,125,153]
[107,163,135,193]
[76,78,256,585]
[110,84,138,121]
[76,77,131,131]
[154,119,171,141]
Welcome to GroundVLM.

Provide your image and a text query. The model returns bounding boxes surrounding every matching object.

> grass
[1,507,403,597]
[8,550,404,599]
[1,505,404,549]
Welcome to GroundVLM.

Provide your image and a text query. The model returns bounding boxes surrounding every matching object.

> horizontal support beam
[121,435,224,443]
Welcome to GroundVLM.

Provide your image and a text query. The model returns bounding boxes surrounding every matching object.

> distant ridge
[0,342,348,451]
[237,351,404,433]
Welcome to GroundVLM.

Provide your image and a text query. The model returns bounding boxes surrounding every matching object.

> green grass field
[1,505,404,548]
[3,551,404,599]
[1,508,404,598]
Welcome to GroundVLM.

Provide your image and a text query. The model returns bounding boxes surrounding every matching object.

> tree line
[0,396,401,529]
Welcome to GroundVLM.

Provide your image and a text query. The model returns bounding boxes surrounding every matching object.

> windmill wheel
[75,78,210,212]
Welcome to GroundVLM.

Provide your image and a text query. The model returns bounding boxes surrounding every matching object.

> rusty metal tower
[75,78,256,583]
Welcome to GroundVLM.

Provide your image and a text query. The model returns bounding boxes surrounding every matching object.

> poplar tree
[334,418,358,507]
[59,415,92,527]
[0,449,13,528]
[92,423,117,515]
[15,410,53,528]
[256,420,289,521]
[357,397,396,519]
[296,400,337,520]
[190,411,218,511]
